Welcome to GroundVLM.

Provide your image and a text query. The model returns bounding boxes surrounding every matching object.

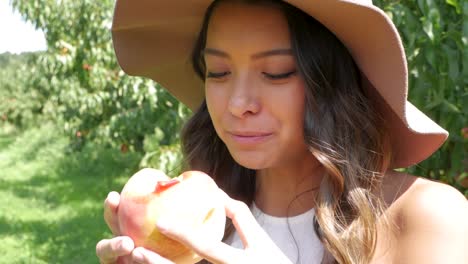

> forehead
[206,2,291,48]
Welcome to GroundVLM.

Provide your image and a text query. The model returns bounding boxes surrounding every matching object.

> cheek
[273,81,306,118]
[295,90,306,124]
[293,80,306,116]
[280,82,306,138]
[294,85,306,129]
[205,85,226,129]
[205,85,217,112]
[205,82,227,105]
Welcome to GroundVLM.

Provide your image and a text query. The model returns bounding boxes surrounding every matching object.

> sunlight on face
[204,1,310,170]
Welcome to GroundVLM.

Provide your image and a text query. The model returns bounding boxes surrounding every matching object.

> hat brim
[111,0,448,168]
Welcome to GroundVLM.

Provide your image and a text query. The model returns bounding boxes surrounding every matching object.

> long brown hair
[182,0,392,263]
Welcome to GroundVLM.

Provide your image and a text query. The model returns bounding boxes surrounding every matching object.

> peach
[117,169,226,264]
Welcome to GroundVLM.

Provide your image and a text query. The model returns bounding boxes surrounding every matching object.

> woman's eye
[206,71,230,79]
[263,71,297,80]
[206,71,296,80]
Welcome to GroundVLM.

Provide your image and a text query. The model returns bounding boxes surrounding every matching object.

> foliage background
[0,0,466,263]
[375,0,467,193]
[2,0,190,174]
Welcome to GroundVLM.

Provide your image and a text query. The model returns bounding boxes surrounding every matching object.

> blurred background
[0,0,466,263]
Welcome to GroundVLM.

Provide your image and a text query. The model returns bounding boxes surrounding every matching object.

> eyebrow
[203,48,293,59]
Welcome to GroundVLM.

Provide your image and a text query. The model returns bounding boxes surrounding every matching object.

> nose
[228,75,260,118]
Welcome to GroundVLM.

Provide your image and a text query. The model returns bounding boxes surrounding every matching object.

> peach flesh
[117,169,226,264]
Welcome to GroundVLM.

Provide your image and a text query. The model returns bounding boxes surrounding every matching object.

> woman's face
[204,2,311,170]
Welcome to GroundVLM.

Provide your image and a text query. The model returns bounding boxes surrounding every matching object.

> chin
[230,151,271,170]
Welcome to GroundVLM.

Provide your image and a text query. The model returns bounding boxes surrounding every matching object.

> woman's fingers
[96,236,134,263]
[222,193,291,263]
[155,191,265,264]
[157,220,245,264]
[131,247,175,264]
[104,191,121,235]
[222,192,269,249]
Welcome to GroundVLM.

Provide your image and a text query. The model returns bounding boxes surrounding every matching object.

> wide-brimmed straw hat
[111,0,448,168]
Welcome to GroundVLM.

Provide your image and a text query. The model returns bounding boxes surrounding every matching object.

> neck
[255,154,324,217]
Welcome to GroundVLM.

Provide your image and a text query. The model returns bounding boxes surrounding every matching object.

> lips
[227,131,273,145]
[230,131,272,137]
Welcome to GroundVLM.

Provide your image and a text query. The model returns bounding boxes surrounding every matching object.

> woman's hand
[96,191,176,264]
[155,191,292,264]
[96,190,291,264]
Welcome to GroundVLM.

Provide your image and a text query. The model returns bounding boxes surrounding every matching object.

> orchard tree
[376,0,466,192]
[10,0,190,173]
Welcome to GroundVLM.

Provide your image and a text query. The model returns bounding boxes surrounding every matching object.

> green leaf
[442,44,460,82]
[424,97,443,110]
[422,17,435,41]
[443,99,461,113]
[446,0,461,14]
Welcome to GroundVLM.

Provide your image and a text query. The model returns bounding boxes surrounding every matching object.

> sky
[0,0,47,54]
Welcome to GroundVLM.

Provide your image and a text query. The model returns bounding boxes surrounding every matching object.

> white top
[225,203,325,264]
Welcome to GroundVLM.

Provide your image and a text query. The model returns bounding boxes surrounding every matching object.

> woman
[98,0,468,263]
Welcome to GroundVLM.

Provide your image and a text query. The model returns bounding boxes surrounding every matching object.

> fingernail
[132,248,144,263]
[120,238,133,251]
[107,191,118,200]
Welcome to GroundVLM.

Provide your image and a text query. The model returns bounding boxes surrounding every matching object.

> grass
[0,122,142,263]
